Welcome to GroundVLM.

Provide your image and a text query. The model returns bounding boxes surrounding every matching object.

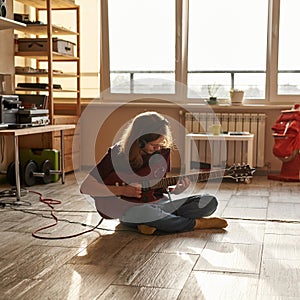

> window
[188,0,268,100]
[99,0,297,104]
[107,0,175,94]
[78,0,100,98]
[278,0,300,95]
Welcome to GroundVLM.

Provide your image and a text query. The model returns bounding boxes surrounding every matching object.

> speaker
[0,0,6,18]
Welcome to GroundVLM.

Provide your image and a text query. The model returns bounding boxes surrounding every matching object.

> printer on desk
[0,95,50,128]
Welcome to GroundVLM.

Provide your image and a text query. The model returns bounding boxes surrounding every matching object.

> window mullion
[100,0,110,96]
[175,0,189,98]
[267,0,280,102]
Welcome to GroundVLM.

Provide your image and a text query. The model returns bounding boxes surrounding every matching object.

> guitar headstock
[224,164,256,183]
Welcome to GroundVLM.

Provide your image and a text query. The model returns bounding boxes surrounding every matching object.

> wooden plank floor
[0,172,300,300]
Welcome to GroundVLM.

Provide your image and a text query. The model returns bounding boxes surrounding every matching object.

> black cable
[0,188,27,197]
[0,199,32,207]
[0,136,4,163]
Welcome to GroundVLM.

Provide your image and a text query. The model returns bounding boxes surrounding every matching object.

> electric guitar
[103,164,256,204]
[94,164,255,219]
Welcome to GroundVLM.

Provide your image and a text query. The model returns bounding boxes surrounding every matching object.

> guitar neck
[104,164,254,194]
[153,169,225,190]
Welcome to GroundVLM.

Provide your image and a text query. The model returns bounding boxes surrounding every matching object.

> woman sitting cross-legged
[80,111,228,235]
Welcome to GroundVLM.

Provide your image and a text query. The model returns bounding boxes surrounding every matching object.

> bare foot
[195,217,228,229]
[137,224,157,235]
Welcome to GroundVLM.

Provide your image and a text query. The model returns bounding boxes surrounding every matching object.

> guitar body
[103,167,165,203]
[95,167,164,219]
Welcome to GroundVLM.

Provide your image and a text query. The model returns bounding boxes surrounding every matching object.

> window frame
[99,0,297,105]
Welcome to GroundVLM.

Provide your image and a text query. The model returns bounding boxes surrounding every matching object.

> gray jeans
[120,194,218,233]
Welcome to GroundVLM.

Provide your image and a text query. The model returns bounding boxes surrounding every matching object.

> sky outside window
[278,0,300,95]
[108,0,175,94]
[187,0,268,99]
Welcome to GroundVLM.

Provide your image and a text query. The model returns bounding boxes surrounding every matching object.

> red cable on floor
[29,190,103,240]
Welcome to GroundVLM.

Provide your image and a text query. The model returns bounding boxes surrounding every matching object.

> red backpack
[271,105,300,160]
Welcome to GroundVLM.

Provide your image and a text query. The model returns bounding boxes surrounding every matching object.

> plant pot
[207,97,218,105]
[230,90,244,105]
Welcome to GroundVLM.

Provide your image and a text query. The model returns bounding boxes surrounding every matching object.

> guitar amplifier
[17,108,50,126]
[18,115,50,126]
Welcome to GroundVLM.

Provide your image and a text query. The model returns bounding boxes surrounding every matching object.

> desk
[185,133,254,173]
[0,124,76,201]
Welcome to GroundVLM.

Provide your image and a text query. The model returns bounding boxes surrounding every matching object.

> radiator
[185,112,266,167]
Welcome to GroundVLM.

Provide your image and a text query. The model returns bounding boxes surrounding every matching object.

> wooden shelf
[15,72,79,78]
[20,24,78,35]
[16,87,79,92]
[0,16,27,30]
[16,0,78,9]
[15,51,79,61]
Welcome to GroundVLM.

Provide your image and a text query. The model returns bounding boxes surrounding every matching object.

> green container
[20,148,60,183]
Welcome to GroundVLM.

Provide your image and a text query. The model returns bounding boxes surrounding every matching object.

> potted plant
[207,83,220,104]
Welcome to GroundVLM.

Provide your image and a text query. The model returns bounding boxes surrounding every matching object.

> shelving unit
[13,0,81,173]
[14,0,81,122]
